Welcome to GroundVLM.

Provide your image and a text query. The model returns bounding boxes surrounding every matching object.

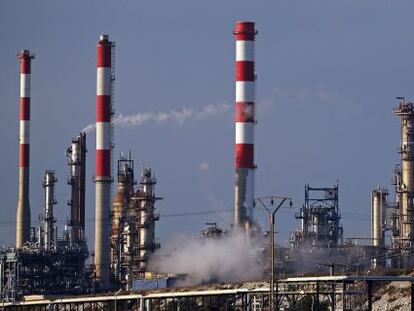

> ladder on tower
[110,42,116,200]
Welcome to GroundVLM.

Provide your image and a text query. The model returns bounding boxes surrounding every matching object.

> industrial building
[2,20,414,310]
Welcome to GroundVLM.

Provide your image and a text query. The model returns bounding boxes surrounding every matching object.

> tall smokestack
[233,22,256,228]
[16,50,34,248]
[94,34,113,287]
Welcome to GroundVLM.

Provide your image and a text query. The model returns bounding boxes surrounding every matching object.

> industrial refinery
[2,19,414,310]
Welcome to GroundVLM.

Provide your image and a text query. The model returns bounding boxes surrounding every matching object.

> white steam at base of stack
[147,231,264,285]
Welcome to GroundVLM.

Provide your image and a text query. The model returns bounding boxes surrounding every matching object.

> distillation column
[66,133,87,244]
[94,34,113,287]
[110,156,135,282]
[233,21,257,228]
[371,188,388,268]
[394,98,414,250]
[136,167,161,274]
[371,188,387,248]
[42,171,57,252]
[16,50,34,248]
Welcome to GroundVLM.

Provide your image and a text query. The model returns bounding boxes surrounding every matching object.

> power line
[0,208,236,225]
[0,209,376,225]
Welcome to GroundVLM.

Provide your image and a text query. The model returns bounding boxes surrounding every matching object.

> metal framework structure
[290,183,343,249]
[0,239,91,302]
[2,276,414,311]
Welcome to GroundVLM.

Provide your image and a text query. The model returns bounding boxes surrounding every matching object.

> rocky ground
[370,280,411,311]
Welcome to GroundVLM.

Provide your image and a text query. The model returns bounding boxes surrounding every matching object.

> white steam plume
[82,103,231,133]
[147,232,264,285]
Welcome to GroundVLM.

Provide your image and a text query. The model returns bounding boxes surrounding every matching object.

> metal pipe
[233,21,256,228]
[94,34,113,287]
[16,50,34,248]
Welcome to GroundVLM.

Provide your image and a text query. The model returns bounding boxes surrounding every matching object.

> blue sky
[0,0,412,247]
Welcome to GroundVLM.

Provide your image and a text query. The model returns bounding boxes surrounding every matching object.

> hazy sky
[0,1,412,248]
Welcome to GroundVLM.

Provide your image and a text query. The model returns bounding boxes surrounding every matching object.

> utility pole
[255,196,292,311]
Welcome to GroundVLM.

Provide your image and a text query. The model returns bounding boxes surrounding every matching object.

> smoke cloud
[82,103,231,133]
[147,232,264,286]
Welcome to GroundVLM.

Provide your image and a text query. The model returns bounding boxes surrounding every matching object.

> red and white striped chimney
[16,50,33,248]
[94,34,112,287]
[233,21,256,228]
